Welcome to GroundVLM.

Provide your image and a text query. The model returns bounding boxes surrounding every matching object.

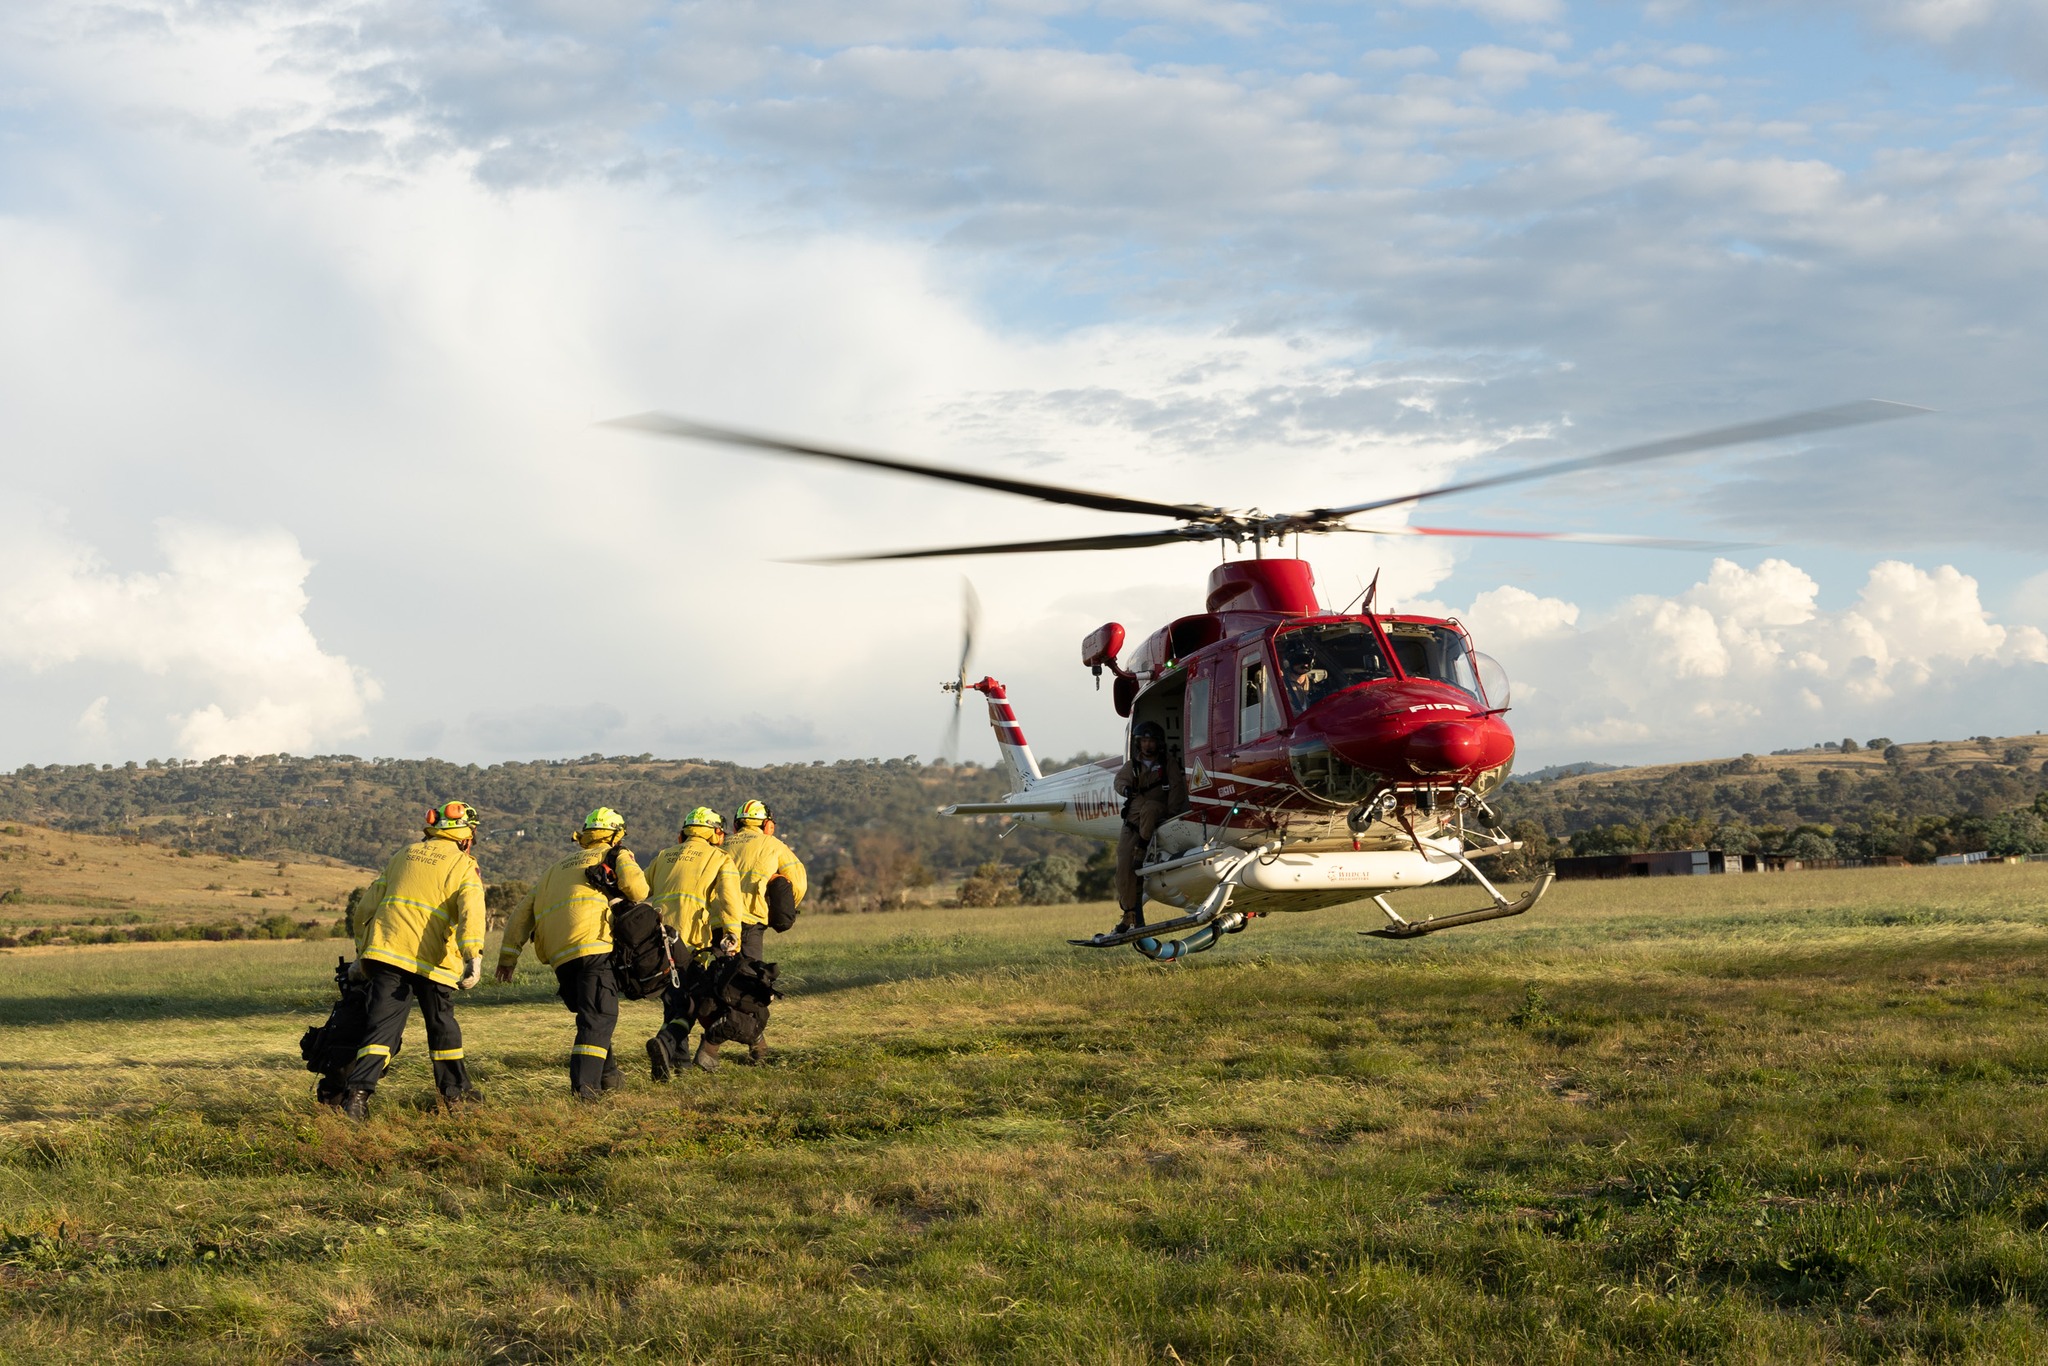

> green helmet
[682,806,722,833]
[735,798,771,824]
[582,807,626,833]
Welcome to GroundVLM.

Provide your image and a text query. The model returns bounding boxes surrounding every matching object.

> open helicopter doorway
[1127,672,1191,810]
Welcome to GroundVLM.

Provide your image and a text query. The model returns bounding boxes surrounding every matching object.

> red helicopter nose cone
[1406,721,1483,775]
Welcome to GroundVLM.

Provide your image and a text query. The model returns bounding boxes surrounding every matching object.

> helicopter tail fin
[968,678,1043,790]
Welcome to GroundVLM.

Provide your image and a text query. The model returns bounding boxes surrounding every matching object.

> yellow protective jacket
[723,826,807,927]
[499,845,649,970]
[353,837,486,987]
[644,834,744,949]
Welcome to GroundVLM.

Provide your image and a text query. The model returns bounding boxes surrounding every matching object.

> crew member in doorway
[497,807,649,1099]
[1108,721,1185,939]
[333,802,487,1120]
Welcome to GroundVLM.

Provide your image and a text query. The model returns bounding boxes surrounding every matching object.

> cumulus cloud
[0,512,378,758]
[1459,558,2048,761]
[1,0,2045,771]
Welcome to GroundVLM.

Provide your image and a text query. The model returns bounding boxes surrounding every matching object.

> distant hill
[1494,734,2048,863]
[0,822,369,947]
[1509,761,1626,784]
[0,753,1098,897]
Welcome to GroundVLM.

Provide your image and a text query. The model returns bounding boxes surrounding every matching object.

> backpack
[766,875,799,933]
[584,849,680,1001]
[608,899,682,1001]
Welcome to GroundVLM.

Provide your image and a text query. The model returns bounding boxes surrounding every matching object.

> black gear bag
[300,956,394,1076]
[766,875,799,933]
[681,952,782,1045]
[585,847,681,1001]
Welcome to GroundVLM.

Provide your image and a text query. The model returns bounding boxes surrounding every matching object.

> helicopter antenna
[1361,569,1380,616]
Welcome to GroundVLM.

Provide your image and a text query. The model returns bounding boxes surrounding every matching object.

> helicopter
[607,399,1926,960]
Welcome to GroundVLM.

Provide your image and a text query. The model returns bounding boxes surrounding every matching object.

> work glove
[346,957,367,984]
[456,956,483,990]
[715,930,739,958]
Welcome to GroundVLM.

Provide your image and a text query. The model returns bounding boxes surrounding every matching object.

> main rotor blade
[1346,524,1765,551]
[604,412,1218,522]
[1312,399,1930,521]
[790,528,1211,563]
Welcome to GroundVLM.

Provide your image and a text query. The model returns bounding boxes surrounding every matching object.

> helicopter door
[1237,648,1281,744]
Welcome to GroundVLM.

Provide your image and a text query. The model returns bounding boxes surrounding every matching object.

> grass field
[7,866,2048,1362]
[0,825,367,943]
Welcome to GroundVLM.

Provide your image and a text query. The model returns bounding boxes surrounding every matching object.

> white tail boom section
[966,677,1042,790]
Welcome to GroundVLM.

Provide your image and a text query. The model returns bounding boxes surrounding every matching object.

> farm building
[1553,849,1755,880]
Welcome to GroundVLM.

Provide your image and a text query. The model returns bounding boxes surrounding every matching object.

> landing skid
[1364,836,1554,937]
[1069,841,1279,958]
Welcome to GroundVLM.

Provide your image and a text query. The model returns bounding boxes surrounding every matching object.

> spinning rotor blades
[602,412,1219,522]
[942,579,981,761]
[604,399,1929,561]
[1303,398,1929,525]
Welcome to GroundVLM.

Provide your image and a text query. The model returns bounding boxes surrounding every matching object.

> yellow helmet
[682,806,722,834]
[735,799,770,825]
[583,807,626,833]
[426,801,480,839]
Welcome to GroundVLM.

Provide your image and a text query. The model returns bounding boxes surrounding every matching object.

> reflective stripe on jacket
[722,826,807,927]
[354,837,486,986]
[499,846,649,969]
[644,834,743,948]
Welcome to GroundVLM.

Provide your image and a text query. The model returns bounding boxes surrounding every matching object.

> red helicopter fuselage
[1088,558,1515,842]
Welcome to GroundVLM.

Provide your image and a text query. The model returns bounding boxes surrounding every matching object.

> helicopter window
[1277,623,1394,711]
[1187,676,1210,749]
[1386,624,1484,702]
[1238,656,1280,743]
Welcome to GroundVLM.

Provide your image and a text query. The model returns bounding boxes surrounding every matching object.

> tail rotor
[940,579,981,762]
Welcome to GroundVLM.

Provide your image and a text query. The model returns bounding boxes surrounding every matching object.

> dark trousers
[740,923,765,962]
[1116,801,1168,915]
[342,960,471,1098]
[556,955,620,1094]
[659,964,697,1052]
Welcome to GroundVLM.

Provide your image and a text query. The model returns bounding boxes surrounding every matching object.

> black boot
[747,1039,769,1066]
[601,1060,624,1092]
[692,1039,721,1073]
[646,1032,674,1083]
[341,1089,371,1122]
[316,1075,345,1108]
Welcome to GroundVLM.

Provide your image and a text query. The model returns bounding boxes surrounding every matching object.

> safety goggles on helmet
[735,799,771,823]
[426,801,480,834]
[582,807,627,833]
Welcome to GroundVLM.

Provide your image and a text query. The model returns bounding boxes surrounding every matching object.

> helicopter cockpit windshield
[1277,622,1394,711]
[1384,622,1500,706]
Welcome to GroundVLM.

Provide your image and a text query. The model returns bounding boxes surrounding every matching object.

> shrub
[955,861,1020,908]
[1075,846,1117,902]
[1017,853,1082,905]
[484,881,531,929]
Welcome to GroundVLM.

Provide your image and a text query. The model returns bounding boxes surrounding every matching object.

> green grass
[7,867,2048,1362]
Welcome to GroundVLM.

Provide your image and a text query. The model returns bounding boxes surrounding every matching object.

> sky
[1,0,2046,774]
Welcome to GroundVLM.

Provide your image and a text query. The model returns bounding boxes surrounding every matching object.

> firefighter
[642,806,742,1080]
[724,799,806,964]
[496,807,649,1099]
[1107,721,1185,939]
[721,799,805,1064]
[332,801,487,1120]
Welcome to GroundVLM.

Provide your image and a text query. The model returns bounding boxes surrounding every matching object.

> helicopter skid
[1364,871,1554,939]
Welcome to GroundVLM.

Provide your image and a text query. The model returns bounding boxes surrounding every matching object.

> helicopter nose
[1406,721,1483,775]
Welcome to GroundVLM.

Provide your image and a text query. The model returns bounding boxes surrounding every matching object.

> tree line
[0,752,1109,911]
[1493,739,2048,867]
